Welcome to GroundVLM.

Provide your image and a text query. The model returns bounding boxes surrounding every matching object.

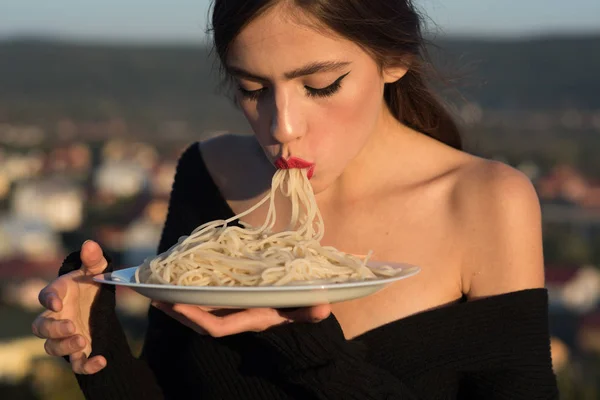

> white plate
[93,262,420,308]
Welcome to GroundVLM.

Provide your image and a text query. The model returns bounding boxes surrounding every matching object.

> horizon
[2,0,600,43]
[2,31,600,47]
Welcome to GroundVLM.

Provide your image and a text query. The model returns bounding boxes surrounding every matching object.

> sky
[1,0,599,43]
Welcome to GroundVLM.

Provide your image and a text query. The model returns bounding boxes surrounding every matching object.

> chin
[307,172,336,195]
[310,183,328,196]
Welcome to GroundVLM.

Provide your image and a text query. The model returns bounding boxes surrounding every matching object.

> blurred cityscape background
[1,1,600,399]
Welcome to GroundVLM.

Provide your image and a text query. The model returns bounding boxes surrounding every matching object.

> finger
[38,279,69,312]
[281,304,331,323]
[70,351,89,374]
[152,301,218,314]
[80,240,108,275]
[152,303,208,335]
[170,304,284,337]
[32,317,75,339]
[71,351,106,375]
[74,355,107,375]
[43,335,85,357]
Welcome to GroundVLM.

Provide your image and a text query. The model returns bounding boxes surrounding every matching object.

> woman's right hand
[32,240,109,375]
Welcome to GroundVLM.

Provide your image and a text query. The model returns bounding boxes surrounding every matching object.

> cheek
[238,98,258,129]
[239,102,269,143]
[308,77,383,157]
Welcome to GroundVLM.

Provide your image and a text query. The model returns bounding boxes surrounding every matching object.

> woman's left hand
[151,302,331,337]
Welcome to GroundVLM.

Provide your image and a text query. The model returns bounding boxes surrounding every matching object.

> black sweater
[59,143,559,400]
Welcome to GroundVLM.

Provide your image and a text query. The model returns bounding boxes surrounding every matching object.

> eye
[238,86,267,101]
[305,71,350,98]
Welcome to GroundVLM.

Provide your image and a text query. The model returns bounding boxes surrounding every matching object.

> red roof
[0,256,66,280]
[545,267,580,285]
[580,311,600,330]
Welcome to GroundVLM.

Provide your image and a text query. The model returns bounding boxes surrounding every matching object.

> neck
[323,104,418,202]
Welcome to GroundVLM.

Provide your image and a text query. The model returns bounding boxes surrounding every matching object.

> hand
[32,240,109,374]
[152,302,331,337]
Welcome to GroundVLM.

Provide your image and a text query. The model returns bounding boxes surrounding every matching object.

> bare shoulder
[453,157,540,214]
[450,156,545,299]
[198,133,273,200]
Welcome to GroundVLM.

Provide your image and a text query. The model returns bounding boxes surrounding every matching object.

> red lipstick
[275,157,315,179]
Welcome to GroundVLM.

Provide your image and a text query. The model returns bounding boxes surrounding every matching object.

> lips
[275,157,315,179]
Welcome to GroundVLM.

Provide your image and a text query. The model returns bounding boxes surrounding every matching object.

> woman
[31,0,559,398]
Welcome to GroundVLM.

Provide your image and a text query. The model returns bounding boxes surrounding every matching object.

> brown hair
[209,0,462,150]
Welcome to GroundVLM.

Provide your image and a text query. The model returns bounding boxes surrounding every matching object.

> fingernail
[47,294,57,310]
[75,336,85,347]
[82,240,91,247]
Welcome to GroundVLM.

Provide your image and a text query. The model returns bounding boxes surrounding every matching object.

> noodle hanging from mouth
[135,168,400,286]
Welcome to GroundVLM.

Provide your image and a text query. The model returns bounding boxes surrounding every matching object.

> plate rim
[92,262,420,292]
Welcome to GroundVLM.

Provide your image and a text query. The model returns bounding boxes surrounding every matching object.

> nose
[269,88,306,146]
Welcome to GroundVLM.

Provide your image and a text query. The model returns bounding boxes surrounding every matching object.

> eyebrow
[227,60,351,82]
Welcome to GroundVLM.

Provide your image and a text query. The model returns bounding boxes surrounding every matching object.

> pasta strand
[135,168,400,286]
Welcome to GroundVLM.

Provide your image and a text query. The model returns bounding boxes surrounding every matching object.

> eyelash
[238,72,350,101]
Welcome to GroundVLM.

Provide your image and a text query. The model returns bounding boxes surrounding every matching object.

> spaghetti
[135,168,400,286]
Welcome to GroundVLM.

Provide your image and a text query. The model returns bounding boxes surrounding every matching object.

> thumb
[280,304,331,323]
[80,240,109,275]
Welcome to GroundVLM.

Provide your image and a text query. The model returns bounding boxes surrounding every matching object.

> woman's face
[227,5,398,193]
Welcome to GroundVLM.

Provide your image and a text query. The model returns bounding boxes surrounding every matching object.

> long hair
[209,0,462,150]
